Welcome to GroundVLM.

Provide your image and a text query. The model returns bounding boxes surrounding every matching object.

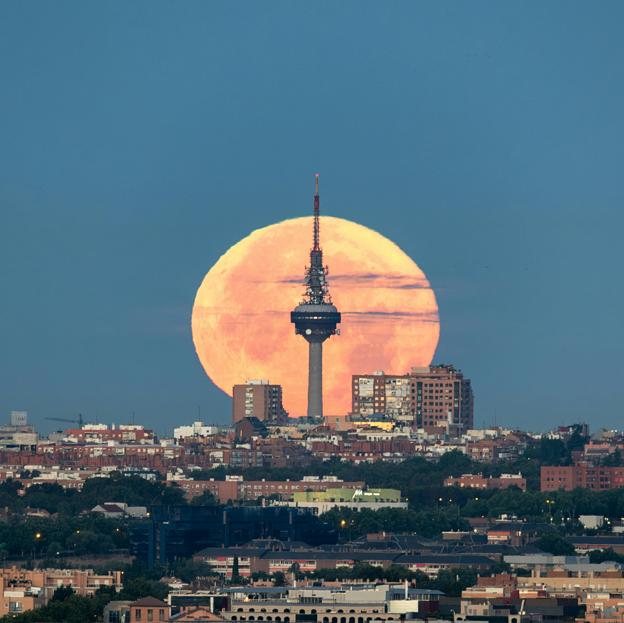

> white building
[173,421,221,440]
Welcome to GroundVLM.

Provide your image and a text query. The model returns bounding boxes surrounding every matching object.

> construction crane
[45,414,85,429]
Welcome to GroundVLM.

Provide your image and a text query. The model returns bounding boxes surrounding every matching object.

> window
[135,609,142,621]
[147,608,154,622]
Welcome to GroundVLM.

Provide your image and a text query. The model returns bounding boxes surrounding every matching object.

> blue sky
[1,2,623,434]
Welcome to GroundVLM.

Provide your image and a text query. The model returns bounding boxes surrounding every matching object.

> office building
[131,505,335,567]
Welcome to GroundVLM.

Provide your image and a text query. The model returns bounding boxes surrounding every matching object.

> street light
[545,499,555,523]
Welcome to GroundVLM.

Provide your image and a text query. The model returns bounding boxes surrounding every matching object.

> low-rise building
[168,475,366,503]
[220,584,443,622]
[290,487,406,514]
[62,424,155,445]
[129,596,171,622]
[444,472,526,491]
[0,411,37,452]
[91,502,149,519]
[0,567,123,617]
[541,463,624,492]
[174,422,222,441]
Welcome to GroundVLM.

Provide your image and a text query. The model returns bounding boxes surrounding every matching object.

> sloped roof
[130,596,169,607]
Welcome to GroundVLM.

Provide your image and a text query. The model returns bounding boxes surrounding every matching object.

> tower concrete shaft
[307,339,323,418]
[290,175,341,420]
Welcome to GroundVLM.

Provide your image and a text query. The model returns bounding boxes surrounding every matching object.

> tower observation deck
[290,175,341,420]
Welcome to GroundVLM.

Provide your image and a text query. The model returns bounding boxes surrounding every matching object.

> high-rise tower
[290,175,341,419]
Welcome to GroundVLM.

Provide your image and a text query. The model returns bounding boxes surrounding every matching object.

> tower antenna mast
[291,175,341,420]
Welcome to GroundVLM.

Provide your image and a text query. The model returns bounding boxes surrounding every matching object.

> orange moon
[191,216,439,417]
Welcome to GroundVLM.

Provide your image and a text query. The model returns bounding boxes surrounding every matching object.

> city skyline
[2,4,624,623]
[2,2,624,431]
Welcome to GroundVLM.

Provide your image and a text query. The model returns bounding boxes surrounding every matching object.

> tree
[272,571,286,586]
[118,578,168,601]
[190,491,218,506]
[589,548,624,564]
[231,556,241,583]
[172,559,216,583]
[51,585,75,602]
[536,533,575,556]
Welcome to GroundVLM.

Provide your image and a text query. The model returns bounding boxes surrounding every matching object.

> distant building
[233,417,268,442]
[173,421,221,440]
[62,424,155,445]
[541,463,624,491]
[444,472,526,491]
[128,597,170,623]
[0,412,37,452]
[103,600,132,623]
[291,487,407,514]
[0,567,122,617]
[351,365,474,433]
[91,502,148,519]
[232,380,287,424]
[10,411,28,427]
[352,373,413,423]
[219,584,443,621]
[132,506,329,567]
[579,515,605,530]
[168,474,366,503]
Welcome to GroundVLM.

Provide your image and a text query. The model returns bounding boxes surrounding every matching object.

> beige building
[221,585,443,623]
[290,487,407,515]
[0,567,122,617]
[232,381,287,424]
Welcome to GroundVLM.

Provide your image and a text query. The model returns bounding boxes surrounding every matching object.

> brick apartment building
[232,380,287,424]
[541,463,624,491]
[129,596,171,622]
[351,365,473,433]
[444,473,527,491]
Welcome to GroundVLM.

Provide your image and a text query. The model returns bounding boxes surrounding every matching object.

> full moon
[191,216,439,417]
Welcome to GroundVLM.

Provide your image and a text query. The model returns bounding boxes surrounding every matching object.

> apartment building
[351,365,473,433]
[541,463,624,491]
[0,567,122,617]
[444,473,527,491]
[232,381,287,424]
[169,475,365,503]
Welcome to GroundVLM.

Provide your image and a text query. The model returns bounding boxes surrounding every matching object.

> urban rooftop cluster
[1,407,624,622]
